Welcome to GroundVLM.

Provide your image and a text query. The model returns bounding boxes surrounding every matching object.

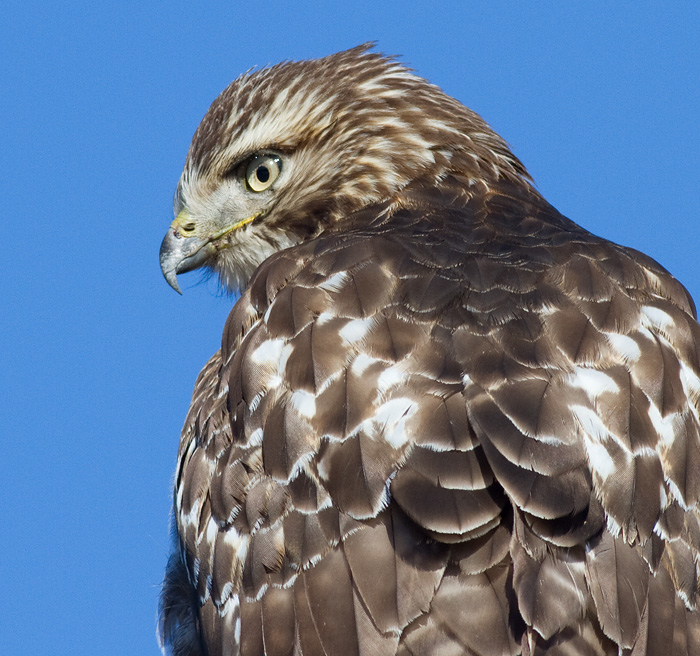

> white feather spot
[316,453,331,482]
[319,271,349,292]
[247,427,263,446]
[377,364,405,392]
[180,498,202,530]
[567,367,620,398]
[605,515,622,538]
[571,404,611,443]
[316,311,334,325]
[223,528,250,565]
[646,402,679,448]
[641,305,674,331]
[373,397,416,448]
[352,353,379,375]
[339,317,372,344]
[234,615,241,642]
[606,333,642,363]
[266,374,284,390]
[251,338,285,366]
[289,390,316,418]
[585,441,618,482]
[571,404,621,481]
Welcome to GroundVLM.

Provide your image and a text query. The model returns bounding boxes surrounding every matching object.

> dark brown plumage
[159,45,700,655]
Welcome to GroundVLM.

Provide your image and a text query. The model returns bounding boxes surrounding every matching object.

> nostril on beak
[174,223,196,238]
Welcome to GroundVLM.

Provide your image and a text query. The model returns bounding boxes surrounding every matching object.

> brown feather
[160,46,700,656]
[585,531,650,648]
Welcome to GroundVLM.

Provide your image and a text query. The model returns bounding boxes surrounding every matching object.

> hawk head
[160,44,528,293]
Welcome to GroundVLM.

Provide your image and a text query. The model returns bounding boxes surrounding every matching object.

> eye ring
[245,154,282,192]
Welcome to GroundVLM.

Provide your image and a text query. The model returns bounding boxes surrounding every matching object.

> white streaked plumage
[159,46,700,656]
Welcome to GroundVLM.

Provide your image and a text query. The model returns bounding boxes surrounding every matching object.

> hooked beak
[159,211,215,294]
[159,210,260,293]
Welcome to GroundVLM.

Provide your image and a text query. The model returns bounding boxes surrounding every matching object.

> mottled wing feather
[163,176,700,655]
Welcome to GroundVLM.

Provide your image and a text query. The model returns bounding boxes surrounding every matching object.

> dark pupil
[256,165,270,183]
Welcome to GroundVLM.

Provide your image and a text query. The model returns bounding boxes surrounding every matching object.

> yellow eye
[245,154,282,192]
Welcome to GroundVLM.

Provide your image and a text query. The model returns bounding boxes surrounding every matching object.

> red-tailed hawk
[158,45,700,655]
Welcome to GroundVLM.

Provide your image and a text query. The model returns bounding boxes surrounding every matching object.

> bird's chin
[210,227,301,295]
[209,246,266,295]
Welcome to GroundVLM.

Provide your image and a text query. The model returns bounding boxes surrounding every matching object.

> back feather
[162,173,700,655]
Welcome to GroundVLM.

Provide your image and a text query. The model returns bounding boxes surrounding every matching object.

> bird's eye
[245,154,282,192]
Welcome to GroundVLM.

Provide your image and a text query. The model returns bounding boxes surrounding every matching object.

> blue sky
[2,2,699,654]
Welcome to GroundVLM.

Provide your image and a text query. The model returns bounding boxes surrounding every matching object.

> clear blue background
[2,2,698,654]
